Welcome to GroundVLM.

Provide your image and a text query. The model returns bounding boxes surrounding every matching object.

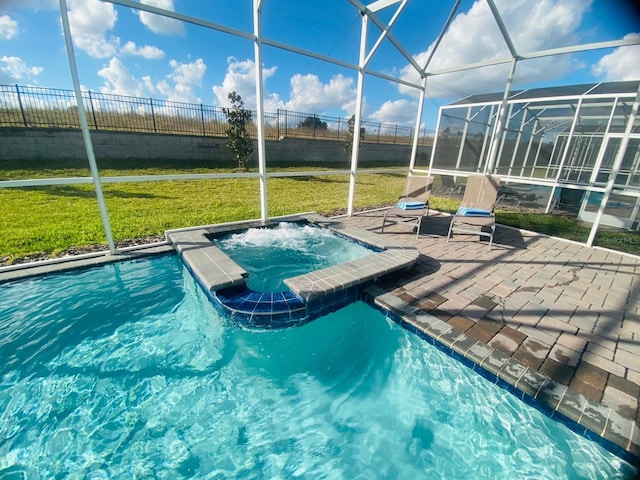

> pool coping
[0,244,174,284]
[166,213,420,327]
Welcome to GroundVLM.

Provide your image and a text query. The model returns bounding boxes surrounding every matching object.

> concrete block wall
[0,128,430,166]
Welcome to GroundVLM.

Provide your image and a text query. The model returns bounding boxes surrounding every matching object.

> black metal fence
[0,84,433,146]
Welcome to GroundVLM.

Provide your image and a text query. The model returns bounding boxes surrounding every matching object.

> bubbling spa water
[214,221,374,292]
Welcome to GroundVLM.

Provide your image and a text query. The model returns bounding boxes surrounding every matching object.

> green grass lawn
[1,161,638,263]
[0,168,408,263]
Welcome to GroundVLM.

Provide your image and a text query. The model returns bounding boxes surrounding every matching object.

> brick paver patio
[340,208,640,462]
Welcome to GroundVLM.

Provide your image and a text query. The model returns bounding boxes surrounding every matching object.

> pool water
[0,255,636,479]
[214,222,374,292]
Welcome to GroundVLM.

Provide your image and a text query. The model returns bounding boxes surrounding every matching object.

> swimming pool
[0,255,635,478]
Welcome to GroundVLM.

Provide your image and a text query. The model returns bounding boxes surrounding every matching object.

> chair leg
[447,217,455,242]
[416,208,429,238]
[488,225,495,250]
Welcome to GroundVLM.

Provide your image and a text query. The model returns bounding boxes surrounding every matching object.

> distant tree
[222,91,253,171]
[298,115,328,130]
[343,114,365,157]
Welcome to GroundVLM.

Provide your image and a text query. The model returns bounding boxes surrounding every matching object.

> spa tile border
[362,285,640,467]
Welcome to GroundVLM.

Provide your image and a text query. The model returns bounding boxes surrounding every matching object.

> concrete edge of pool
[0,244,175,284]
[167,213,420,328]
[361,285,640,466]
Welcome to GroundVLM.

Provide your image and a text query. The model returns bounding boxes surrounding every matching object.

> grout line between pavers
[515,366,529,388]
[601,407,611,437]
[533,376,550,399]
[576,396,589,426]
[626,417,634,451]
[554,384,569,414]
[513,366,531,391]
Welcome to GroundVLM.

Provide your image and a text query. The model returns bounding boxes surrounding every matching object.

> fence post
[313,113,316,139]
[150,98,157,133]
[15,84,27,127]
[276,108,280,139]
[200,104,206,136]
[337,117,341,140]
[377,122,381,143]
[87,90,98,130]
[285,109,288,137]
[394,125,397,144]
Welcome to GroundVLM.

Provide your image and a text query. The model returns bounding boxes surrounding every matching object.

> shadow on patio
[339,208,640,462]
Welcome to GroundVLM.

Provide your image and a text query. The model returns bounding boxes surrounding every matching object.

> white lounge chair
[447,175,499,250]
[381,175,434,238]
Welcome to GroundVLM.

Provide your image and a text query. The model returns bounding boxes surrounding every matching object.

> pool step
[168,229,248,291]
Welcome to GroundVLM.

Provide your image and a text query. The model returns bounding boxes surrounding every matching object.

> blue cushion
[397,201,425,210]
[457,207,492,216]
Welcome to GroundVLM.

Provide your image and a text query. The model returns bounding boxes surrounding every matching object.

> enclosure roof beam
[347,0,423,75]
[106,0,422,91]
[427,56,513,76]
[107,0,253,40]
[106,0,637,86]
[486,0,519,59]
[426,36,640,77]
[367,0,402,13]
[518,36,640,60]
[364,0,407,67]
[422,0,462,71]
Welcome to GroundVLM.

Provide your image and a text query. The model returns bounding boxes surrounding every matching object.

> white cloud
[67,0,119,58]
[212,58,358,116]
[0,55,43,83]
[0,15,18,40]
[591,34,640,81]
[401,0,592,99]
[137,0,185,35]
[212,58,281,111]
[98,57,148,97]
[97,56,207,104]
[120,40,165,59]
[286,73,356,113]
[369,99,418,125]
[157,58,207,103]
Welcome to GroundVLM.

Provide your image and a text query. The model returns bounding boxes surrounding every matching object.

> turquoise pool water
[215,222,374,292]
[0,255,636,478]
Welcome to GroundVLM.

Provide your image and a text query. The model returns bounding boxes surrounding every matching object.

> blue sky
[1,0,639,130]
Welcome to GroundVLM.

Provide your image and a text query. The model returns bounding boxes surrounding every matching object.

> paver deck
[340,208,640,463]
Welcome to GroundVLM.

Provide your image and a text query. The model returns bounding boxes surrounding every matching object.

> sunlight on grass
[1,167,638,262]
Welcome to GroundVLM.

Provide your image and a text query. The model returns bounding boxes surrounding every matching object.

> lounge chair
[447,175,499,249]
[381,175,434,238]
